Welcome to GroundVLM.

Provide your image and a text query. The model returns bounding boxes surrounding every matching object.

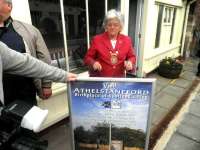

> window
[108,0,121,11]
[155,5,164,48]
[168,8,171,23]
[31,11,42,26]
[29,0,88,72]
[88,0,105,38]
[63,1,88,72]
[29,0,122,73]
[155,4,177,48]
[128,0,138,43]
[29,0,66,70]
[170,8,176,44]
[164,7,167,23]
[163,7,173,25]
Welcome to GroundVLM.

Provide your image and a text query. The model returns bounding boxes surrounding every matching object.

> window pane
[164,7,167,23]
[29,0,66,70]
[170,8,176,44]
[108,0,121,11]
[168,8,171,23]
[128,0,138,43]
[155,5,164,48]
[63,0,88,72]
[88,0,105,38]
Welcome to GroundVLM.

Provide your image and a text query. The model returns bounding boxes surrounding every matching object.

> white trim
[138,0,153,77]
[86,0,90,49]
[135,0,144,76]
[60,0,69,71]
[121,0,129,35]
[105,0,108,13]
[77,77,156,83]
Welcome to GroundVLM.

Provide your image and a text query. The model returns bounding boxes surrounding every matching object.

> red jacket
[84,32,136,77]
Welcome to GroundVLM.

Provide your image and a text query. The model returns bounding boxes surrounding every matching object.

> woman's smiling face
[105,18,122,39]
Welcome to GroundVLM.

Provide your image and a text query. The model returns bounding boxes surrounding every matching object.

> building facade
[11,0,193,129]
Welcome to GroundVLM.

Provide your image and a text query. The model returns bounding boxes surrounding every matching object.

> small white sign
[111,101,121,109]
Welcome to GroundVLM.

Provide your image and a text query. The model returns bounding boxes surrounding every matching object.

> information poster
[69,78,155,150]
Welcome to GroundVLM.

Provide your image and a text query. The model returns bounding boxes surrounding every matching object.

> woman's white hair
[5,0,12,4]
[103,9,124,28]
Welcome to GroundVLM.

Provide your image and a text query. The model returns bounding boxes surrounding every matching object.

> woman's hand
[124,60,133,71]
[93,61,102,71]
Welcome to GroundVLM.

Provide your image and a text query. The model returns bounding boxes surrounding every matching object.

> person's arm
[84,38,102,71]
[0,42,76,82]
[34,27,52,99]
[84,38,98,67]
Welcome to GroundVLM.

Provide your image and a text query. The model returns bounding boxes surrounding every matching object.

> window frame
[163,6,174,26]
[154,4,177,48]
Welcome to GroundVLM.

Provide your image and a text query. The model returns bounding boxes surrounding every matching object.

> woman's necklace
[110,50,119,64]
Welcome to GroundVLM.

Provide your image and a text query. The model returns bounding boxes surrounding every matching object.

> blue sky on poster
[70,81,152,132]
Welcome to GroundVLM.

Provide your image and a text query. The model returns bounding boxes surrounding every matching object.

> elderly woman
[84,9,136,77]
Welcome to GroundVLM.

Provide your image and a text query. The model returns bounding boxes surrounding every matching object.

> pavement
[148,57,198,130]
[148,56,200,150]
[40,56,200,150]
[164,88,200,150]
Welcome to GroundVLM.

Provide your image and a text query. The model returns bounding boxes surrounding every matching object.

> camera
[0,100,48,150]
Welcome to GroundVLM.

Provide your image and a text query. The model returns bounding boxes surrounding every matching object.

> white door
[128,0,143,76]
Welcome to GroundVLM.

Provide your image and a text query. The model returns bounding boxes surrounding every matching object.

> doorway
[128,0,143,76]
[183,2,196,58]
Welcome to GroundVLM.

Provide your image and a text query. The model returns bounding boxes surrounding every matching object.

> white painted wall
[11,0,32,24]
[139,0,187,76]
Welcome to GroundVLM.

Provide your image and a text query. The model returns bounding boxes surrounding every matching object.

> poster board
[69,77,156,150]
